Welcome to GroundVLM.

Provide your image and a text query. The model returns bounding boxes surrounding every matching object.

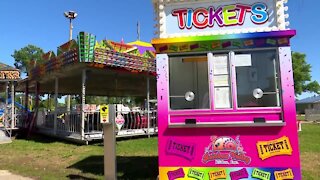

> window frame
[168,53,211,111]
[232,48,282,110]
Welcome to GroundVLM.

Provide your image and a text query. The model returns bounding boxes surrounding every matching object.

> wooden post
[103,104,117,179]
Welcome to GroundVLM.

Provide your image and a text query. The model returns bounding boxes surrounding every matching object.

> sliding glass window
[235,50,280,108]
[169,55,210,110]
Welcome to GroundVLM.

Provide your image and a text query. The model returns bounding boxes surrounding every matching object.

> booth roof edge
[152,0,289,5]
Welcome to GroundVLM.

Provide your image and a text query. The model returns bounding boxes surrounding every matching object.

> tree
[39,98,55,111]
[292,52,320,95]
[11,45,44,74]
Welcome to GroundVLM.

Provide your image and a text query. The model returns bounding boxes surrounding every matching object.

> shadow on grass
[13,129,86,146]
[66,174,97,180]
[68,155,158,179]
[15,129,156,146]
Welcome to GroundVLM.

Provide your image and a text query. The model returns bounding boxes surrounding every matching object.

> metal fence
[305,109,320,122]
[20,107,158,142]
[1,106,19,137]
[115,109,158,137]
[16,109,29,128]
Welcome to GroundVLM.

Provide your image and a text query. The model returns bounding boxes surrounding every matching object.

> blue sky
[0,0,318,99]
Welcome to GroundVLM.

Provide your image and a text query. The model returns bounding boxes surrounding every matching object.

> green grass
[0,124,319,179]
[297,114,305,121]
[0,136,158,179]
[299,123,320,179]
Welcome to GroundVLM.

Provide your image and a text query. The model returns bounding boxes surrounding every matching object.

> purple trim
[132,45,155,55]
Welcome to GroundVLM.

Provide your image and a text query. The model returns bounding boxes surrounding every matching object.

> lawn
[299,123,320,179]
[0,136,158,179]
[297,114,305,121]
[0,123,319,179]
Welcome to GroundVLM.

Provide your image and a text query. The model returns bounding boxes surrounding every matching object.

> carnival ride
[15,32,157,144]
[0,63,21,142]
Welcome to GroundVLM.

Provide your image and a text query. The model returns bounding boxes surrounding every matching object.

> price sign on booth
[100,105,109,124]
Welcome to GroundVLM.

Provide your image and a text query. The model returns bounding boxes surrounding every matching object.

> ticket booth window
[168,50,280,111]
[235,50,280,108]
[169,55,209,110]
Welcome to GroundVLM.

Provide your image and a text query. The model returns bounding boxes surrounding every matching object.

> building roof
[16,32,156,97]
[296,96,320,104]
[0,62,18,71]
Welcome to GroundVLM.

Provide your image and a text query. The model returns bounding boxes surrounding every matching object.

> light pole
[64,11,78,111]
[64,11,78,41]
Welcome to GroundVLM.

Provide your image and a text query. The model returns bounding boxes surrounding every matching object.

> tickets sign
[274,168,294,180]
[208,169,227,180]
[251,168,271,180]
[161,0,281,37]
[100,105,109,123]
[166,138,196,161]
[167,168,185,180]
[257,136,293,160]
[172,3,269,30]
[188,168,205,180]
[230,168,249,180]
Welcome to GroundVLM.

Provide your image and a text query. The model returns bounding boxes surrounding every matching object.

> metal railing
[115,109,158,137]
[15,109,28,128]
[56,112,82,133]
[84,111,102,133]
[16,107,158,142]
[40,110,82,133]
[2,106,19,137]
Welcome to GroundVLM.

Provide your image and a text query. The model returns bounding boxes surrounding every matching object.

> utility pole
[137,21,140,40]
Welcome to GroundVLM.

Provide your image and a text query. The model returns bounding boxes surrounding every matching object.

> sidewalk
[0,170,33,180]
[0,129,12,144]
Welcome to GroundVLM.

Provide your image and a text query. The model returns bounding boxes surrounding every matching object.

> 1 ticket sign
[100,105,109,124]
[0,70,20,81]
[156,0,288,38]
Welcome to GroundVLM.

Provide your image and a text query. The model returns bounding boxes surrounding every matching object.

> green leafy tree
[292,52,320,95]
[39,99,53,111]
[11,45,44,74]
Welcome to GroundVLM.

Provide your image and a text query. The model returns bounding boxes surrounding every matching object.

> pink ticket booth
[152,0,301,179]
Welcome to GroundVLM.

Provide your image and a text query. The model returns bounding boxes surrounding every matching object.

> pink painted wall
[156,47,301,179]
